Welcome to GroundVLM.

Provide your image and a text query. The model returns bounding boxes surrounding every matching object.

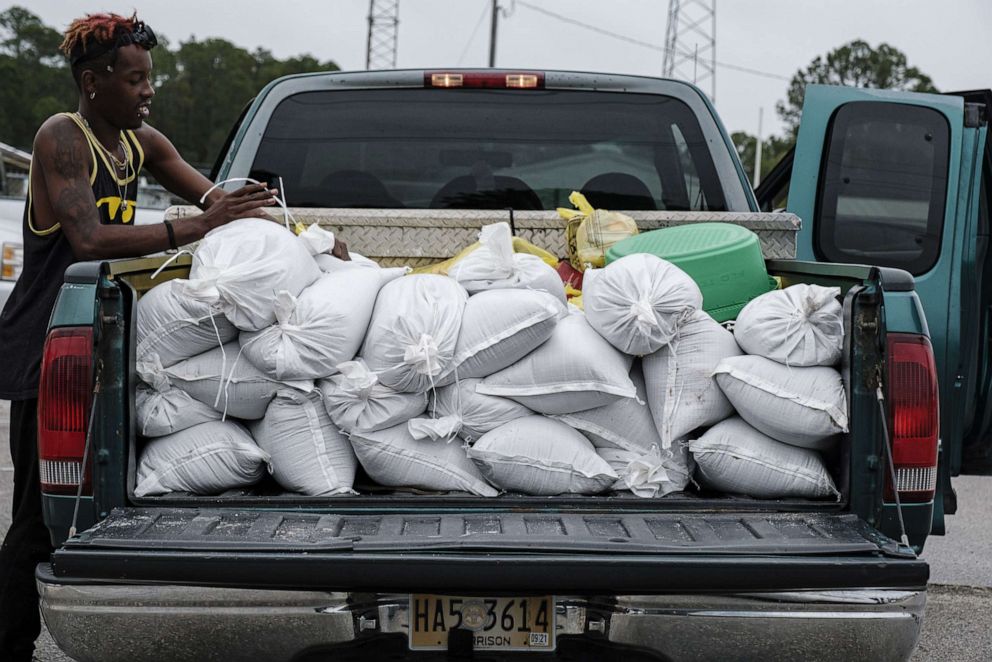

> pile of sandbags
[134,220,846,502]
[688,284,846,499]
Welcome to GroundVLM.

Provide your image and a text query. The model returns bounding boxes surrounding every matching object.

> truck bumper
[38,564,925,662]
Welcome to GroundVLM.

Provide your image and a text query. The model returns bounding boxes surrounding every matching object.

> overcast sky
[15,0,992,139]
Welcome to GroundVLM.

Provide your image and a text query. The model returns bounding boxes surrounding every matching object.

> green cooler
[605,223,777,322]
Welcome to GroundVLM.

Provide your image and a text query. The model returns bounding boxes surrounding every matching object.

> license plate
[409,595,555,651]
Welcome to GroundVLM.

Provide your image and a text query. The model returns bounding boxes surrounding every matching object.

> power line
[457,1,491,66]
[515,1,791,82]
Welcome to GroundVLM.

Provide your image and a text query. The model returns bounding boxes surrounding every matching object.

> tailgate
[51,508,928,592]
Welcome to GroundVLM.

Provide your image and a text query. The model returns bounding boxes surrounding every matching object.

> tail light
[884,333,939,503]
[37,327,94,495]
[425,71,544,89]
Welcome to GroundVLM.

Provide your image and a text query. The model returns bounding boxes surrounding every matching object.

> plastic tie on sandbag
[273,290,298,327]
[298,223,336,256]
[616,445,673,498]
[628,296,660,333]
[200,176,298,233]
[404,333,442,377]
[150,249,194,281]
[335,360,379,400]
[136,354,170,393]
[408,415,463,443]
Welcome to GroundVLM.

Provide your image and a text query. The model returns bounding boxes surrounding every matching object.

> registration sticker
[409,595,555,651]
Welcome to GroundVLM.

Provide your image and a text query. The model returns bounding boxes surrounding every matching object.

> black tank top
[0,112,145,399]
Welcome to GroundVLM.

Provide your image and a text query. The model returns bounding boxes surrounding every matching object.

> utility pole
[753,107,764,188]
[488,0,499,67]
[662,0,717,103]
[366,0,400,70]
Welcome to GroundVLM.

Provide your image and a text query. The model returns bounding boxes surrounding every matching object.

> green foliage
[0,6,338,167]
[0,7,74,150]
[731,131,794,186]
[777,39,937,136]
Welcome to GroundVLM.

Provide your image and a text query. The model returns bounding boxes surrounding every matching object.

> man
[0,12,331,660]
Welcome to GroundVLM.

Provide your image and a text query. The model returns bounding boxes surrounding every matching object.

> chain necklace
[75,112,132,213]
[75,112,130,170]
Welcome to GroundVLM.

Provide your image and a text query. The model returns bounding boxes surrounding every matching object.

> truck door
[778,84,988,528]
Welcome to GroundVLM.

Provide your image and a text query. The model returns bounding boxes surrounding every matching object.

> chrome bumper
[39,578,925,662]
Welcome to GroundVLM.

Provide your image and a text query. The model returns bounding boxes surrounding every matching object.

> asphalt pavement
[1,400,989,661]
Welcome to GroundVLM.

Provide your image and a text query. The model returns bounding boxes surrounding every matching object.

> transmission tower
[366,0,400,70]
[662,0,717,102]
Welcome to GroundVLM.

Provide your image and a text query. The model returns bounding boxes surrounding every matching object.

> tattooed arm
[34,115,277,260]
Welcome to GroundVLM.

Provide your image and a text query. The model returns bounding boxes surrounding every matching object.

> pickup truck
[34,70,938,662]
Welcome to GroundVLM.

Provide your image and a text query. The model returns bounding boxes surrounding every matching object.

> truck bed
[112,214,862,514]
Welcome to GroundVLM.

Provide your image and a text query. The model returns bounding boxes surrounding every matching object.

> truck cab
[757,85,992,534]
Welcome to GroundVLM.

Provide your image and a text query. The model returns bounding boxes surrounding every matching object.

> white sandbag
[182,218,321,331]
[642,310,742,448]
[451,223,566,302]
[734,284,844,367]
[135,420,270,497]
[314,252,381,272]
[136,278,237,367]
[583,254,702,355]
[350,423,498,496]
[163,343,282,420]
[135,357,221,437]
[240,268,405,381]
[250,389,357,496]
[713,355,847,450]
[461,253,567,303]
[408,378,532,443]
[361,274,468,393]
[449,222,516,283]
[477,314,636,414]
[437,289,563,385]
[689,417,840,499]
[319,360,428,433]
[298,225,384,272]
[597,446,687,497]
[551,366,659,453]
[467,416,617,495]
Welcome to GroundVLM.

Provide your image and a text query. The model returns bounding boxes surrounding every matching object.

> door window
[815,102,950,275]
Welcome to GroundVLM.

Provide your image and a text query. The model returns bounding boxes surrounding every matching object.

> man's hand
[331,237,351,261]
[199,183,278,231]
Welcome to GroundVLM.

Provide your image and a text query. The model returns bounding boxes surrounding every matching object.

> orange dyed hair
[60,12,138,58]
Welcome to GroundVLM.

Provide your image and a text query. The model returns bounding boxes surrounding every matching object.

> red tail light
[38,327,94,495]
[425,71,545,89]
[885,333,939,503]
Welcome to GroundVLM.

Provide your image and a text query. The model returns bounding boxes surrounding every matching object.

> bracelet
[163,219,178,253]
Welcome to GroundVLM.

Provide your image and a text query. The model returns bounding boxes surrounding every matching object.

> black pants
[0,399,54,662]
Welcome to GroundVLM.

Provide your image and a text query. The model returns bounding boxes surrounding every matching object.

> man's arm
[36,117,276,260]
[136,124,225,209]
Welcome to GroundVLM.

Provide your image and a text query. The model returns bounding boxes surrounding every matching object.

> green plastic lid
[605,223,776,322]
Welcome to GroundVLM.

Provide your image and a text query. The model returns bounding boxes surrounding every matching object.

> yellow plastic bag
[411,235,558,275]
[557,191,639,271]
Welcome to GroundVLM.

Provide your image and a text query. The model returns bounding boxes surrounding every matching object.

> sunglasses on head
[70,21,158,67]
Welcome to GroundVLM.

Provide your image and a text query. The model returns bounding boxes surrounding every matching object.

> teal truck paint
[759,85,992,535]
[34,71,935,662]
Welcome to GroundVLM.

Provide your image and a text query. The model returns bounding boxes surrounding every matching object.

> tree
[731,131,793,186]
[0,6,74,150]
[777,40,937,135]
[0,6,339,166]
[151,39,337,167]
